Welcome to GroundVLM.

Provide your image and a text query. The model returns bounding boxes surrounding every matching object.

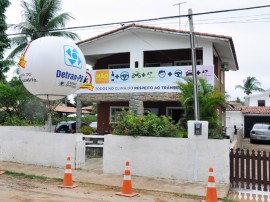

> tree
[0,78,31,118]
[235,97,244,105]
[235,76,265,95]
[178,77,226,134]
[7,0,79,59]
[0,0,10,81]
[0,78,46,125]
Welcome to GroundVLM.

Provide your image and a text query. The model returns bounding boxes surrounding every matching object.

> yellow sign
[96,70,109,84]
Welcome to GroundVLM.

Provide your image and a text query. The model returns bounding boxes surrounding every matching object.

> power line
[4,4,270,37]
[195,13,270,22]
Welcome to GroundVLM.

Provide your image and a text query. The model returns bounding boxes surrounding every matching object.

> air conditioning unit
[221,62,229,71]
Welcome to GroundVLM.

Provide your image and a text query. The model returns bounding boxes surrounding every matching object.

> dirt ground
[241,138,270,152]
[0,174,203,202]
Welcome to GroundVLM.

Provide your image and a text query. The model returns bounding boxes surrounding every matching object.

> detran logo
[64,45,82,69]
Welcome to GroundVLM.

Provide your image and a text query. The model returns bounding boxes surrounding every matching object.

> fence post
[251,150,256,190]
[257,150,262,190]
[262,151,267,191]
[240,149,245,188]
[245,149,251,189]
[229,149,234,187]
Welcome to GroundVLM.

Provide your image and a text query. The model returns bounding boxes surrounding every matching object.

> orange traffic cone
[205,168,218,202]
[58,156,77,188]
[116,161,138,197]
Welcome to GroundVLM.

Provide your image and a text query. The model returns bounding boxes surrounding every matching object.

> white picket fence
[231,187,270,202]
[75,140,85,169]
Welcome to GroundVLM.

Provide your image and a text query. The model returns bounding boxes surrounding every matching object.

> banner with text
[76,65,214,94]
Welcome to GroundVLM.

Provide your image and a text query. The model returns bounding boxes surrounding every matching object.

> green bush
[112,110,178,137]
[80,125,94,134]
[176,129,188,138]
[82,114,97,124]
[3,115,42,126]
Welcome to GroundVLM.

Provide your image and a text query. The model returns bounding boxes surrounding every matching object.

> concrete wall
[1,126,55,132]
[103,135,230,183]
[0,127,81,168]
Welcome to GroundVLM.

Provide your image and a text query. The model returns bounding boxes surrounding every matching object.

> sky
[5,0,270,101]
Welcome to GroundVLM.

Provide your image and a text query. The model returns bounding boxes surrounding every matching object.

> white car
[250,123,270,143]
[90,122,97,131]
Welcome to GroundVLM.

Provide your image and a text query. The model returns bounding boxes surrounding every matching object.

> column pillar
[76,95,82,133]
[129,93,144,116]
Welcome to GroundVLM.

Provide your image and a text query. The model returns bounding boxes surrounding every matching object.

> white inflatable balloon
[19,36,86,100]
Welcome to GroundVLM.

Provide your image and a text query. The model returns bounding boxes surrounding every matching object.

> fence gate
[75,140,85,169]
[230,149,270,191]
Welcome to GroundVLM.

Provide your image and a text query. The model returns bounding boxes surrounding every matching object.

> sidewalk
[0,158,230,198]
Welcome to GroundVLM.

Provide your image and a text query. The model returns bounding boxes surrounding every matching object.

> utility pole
[188,8,199,120]
[173,2,186,30]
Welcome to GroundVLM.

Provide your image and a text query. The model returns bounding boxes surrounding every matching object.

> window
[258,100,265,106]
[108,64,130,69]
[166,107,185,124]
[144,108,159,115]
[110,107,129,123]
[174,60,202,66]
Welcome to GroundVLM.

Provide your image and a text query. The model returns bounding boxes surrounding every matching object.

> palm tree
[178,77,226,134]
[0,0,10,81]
[7,0,79,59]
[235,76,265,95]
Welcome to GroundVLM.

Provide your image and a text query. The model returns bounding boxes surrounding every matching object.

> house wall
[0,127,81,168]
[244,93,270,106]
[103,135,230,183]
[226,111,243,139]
[97,101,129,134]
[95,98,182,134]
[80,29,214,68]
[80,92,180,103]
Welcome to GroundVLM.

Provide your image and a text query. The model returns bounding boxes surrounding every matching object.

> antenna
[173,2,187,30]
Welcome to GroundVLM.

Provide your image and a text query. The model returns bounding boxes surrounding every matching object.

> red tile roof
[241,106,270,114]
[227,106,270,114]
[77,23,232,44]
[54,106,90,114]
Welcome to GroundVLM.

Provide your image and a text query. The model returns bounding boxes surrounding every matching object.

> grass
[4,170,62,182]
[221,198,238,202]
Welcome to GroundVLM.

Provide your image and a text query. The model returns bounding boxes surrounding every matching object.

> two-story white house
[76,24,238,134]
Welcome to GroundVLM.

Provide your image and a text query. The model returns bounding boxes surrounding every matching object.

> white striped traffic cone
[206,167,218,202]
[58,156,77,188]
[116,161,138,197]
